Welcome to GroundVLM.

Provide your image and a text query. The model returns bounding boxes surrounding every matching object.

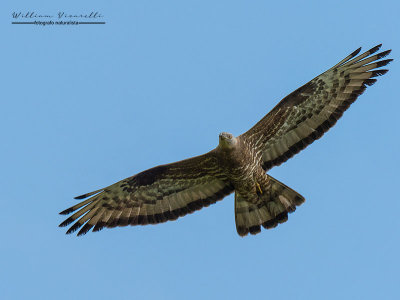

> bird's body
[60,44,392,237]
[216,133,304,235]
[216,133,262,196]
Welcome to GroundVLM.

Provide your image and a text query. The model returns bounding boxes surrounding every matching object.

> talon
[256,182,263,195]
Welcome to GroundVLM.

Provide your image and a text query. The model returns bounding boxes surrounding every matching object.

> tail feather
[235,175,304,237]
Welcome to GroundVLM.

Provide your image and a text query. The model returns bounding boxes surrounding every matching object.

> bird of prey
[60,44,392,237]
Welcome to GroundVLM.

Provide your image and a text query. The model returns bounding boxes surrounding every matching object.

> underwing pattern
[60,44,392,236]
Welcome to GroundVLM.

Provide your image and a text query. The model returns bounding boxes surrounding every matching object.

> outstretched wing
[59,151,234,236]
[240,44,392,170]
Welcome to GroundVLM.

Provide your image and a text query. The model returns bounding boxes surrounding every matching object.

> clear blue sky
[2,1,399,299]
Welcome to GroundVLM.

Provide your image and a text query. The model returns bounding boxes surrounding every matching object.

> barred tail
[234,175,305,236]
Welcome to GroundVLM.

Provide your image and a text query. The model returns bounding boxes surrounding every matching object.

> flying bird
[60,44,392,237]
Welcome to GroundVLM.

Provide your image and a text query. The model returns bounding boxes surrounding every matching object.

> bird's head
[218,132,237,150]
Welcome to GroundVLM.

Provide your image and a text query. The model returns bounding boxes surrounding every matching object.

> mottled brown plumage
[60,44,392,236]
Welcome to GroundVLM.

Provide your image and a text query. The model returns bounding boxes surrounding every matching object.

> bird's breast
[216,140,262,184]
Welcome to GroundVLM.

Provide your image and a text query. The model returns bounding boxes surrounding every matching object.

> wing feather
[240,44,392,170]
[59,151,234,235]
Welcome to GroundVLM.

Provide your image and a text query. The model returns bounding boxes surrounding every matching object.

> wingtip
[377,49,392,59]
[351,47,362,58]
[59,208,74,215]
[370,69,389,77]
[74,188,104,200]
[66,225,79,235]
[377,59,393,68]
[77,224,93,236]
[368,44,383,55]
[59,217,74,228]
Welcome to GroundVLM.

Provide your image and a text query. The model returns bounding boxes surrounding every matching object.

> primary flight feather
[60,44,392,236]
